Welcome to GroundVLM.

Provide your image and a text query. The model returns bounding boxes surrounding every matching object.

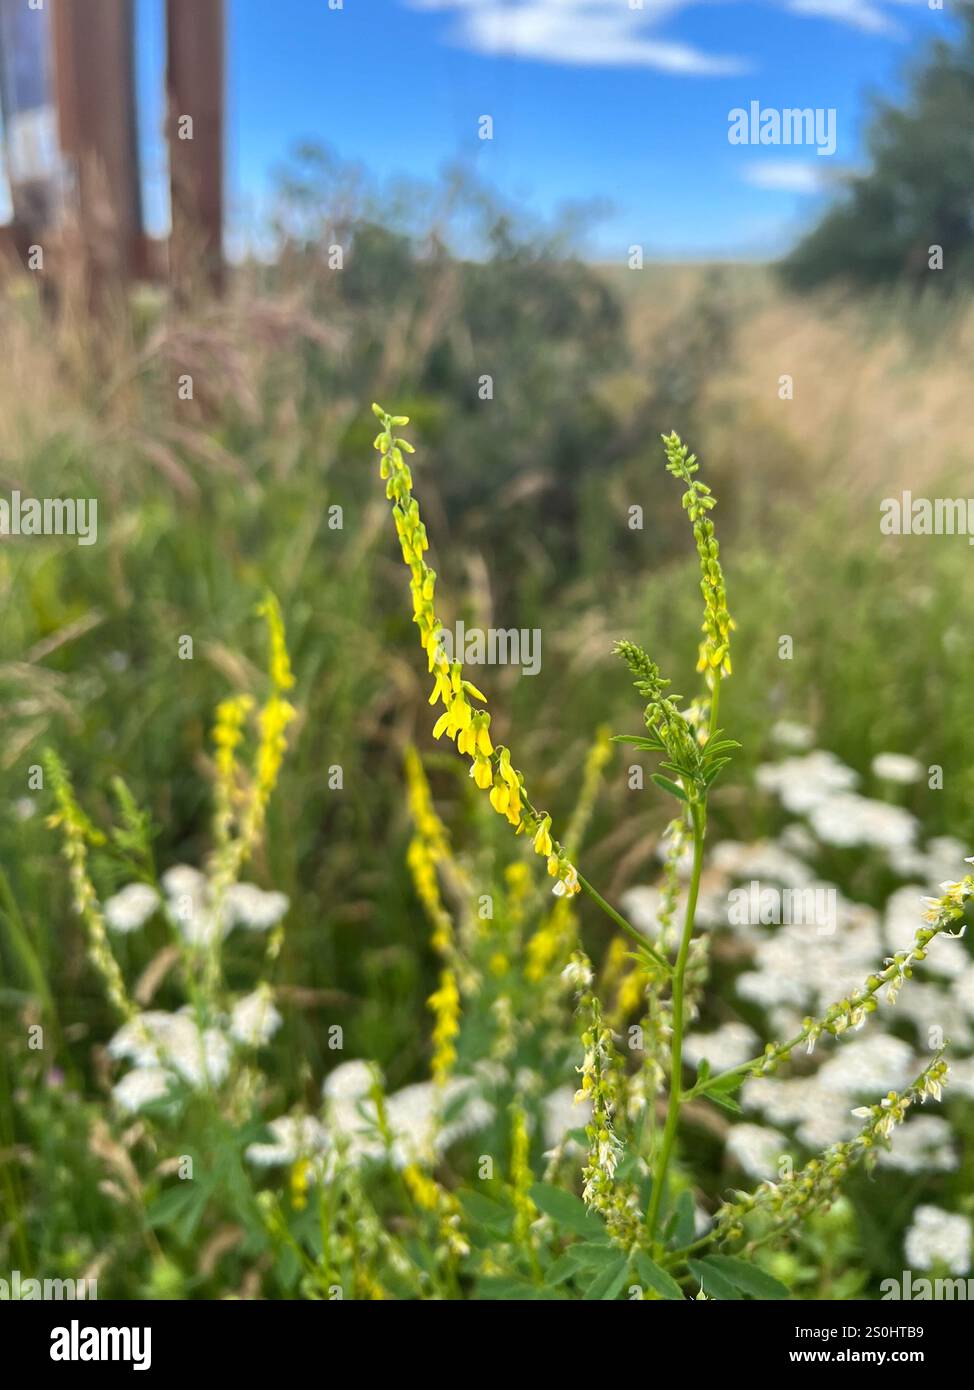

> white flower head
[904,1206,972,1275]
[684,1022,758,1073]
[108,1010,230,1089]
[726,1123,788,1181]
[323,1059,377,1104]
[770,720,814,752]
[872,752,923,785]
[225,883,290,931]
[230,987,282,1047]
[160,864,206,899]
[112,1066,172,1113]
[246,1115,328,1167]
[104,882,160,933]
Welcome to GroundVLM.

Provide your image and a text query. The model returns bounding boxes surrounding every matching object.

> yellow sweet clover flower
[404,746,456,958]
[371,403,580,897]
[509,1105,538,1250]
[289,1156,311,1211]
[249,594,297,825]
[44,750,133,1020]
[402,1163,440,1211]
[428,967,461,1084]
[253,694,296,812]
[402,1163,469,1260]
[504,860,531,927]
[488,951,509,976]
[212,693,254,848]
[210,594,297,884]
[258,591,296,696]
[524,899,575,983]
[600,936,646,1026]
[662,432,734,682]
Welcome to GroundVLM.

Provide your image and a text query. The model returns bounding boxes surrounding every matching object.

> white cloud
[742,160,832,193]
[785,0,900,35]
[788,0,931,37]
[406,0,928,71]
[405,1,749,76]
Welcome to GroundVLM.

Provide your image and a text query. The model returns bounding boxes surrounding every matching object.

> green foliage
[783,11,974,290]
[1,171,972,1297]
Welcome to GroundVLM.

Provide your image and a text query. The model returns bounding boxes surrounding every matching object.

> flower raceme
[662,432,734,682]
[371,403,580,897]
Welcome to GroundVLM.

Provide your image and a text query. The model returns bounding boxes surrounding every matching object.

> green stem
[577,873,672,977]
[707,675,722,743]
[646,801,706,1242]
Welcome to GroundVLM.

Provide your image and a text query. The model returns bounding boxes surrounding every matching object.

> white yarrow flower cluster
[109,1009,232,1108]
[726,1123,788,1181]
[246,1061,494,1175]
[158,864,289,946]
[684,1021,759,1072]
[230,987,282,1047]
[104,882,160,933]
[904,1206,972,1275]
[872,752,923,785]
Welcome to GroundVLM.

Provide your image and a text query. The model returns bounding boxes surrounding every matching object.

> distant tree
[781,7,974,290]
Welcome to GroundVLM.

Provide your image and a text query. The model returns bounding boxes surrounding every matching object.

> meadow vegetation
[1,160,973,1297]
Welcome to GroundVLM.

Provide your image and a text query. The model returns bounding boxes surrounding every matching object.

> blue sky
[4,0,961,259]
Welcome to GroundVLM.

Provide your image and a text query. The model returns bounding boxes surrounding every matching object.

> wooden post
[50,0,143,288]
[166,0,224,298]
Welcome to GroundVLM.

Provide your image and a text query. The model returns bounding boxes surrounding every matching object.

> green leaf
[530,1183,603,1238]
[651,774,689,802]
[703,1089,742,1115]
[583,1256,630,1301]
[566,1241,619,1272]
[458,1189,515,1236]
[147,1183,208,1242]
[611,733,664,752]
[689,1258,742,1300]
[699,1068,746,1112]
[476,1277,558,1300]
[701,1254,790,1300]
[543,1254,581,1287]
[665,1190,696,1249]
[634,1252,684,1301]
[708,1071,746,1093]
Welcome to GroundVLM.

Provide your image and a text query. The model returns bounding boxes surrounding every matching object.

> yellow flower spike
[371,405,581,898]
[403,1163,440,1211]
[256,593,295,696]
[428,968,461,1085]
[533,816,553,858]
